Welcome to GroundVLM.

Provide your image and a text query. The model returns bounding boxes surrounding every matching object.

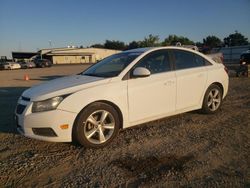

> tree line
[89,31,249,51]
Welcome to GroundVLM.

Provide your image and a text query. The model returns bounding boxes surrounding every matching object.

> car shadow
[0,87,29,134]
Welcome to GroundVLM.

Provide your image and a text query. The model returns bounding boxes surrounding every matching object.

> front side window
[133,50,171,74]
[173,50,209,70]
[82,52,141,78]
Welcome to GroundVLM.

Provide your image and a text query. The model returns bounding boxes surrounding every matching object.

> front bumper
[15,98,77,142]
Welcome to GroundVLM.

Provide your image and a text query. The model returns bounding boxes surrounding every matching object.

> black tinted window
[134,50,171,74]
[241,53,250,60]
[173,50,208,70]
[194,53,210,66]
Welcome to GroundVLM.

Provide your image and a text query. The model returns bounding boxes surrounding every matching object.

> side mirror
[132,67,151,78]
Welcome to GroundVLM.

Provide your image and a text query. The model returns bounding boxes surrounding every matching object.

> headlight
[32,96,64,113]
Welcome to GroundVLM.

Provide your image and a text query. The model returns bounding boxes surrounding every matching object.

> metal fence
[212,45,250,64]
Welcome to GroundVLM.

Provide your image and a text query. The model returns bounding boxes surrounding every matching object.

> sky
[0,0,250,57]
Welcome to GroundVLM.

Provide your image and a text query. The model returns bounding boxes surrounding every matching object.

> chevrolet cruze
[15,47,229,148]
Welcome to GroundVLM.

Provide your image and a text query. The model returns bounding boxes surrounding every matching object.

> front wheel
[73,102,120,148]
[201,84,222,114]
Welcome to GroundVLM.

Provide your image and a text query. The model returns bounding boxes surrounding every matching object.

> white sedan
[15,47,229,148]
[1,62,21,70]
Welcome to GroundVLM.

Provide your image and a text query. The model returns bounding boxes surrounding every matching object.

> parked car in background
[18,61,36,69]
[181,45,199,51]
[16,47,229,148]
[0,62,4,70]
[0,62,21,70]
[34,59,52,68]
[240,50,250,65]
[236,50,250,77]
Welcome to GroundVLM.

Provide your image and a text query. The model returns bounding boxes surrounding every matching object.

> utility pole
[49,40,52,48]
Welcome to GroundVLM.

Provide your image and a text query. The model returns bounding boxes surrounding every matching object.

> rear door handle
[164,81,175,85]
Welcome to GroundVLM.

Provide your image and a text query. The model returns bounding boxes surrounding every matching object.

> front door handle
[197,73,204,78]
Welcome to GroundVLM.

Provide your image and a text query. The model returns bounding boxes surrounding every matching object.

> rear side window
[173,50,210,70]
[134,50,171,74]
[194,54,211,66]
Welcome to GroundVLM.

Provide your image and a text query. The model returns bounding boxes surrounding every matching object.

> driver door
[127,50,176,124]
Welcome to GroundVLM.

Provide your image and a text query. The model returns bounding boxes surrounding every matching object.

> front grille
[21,96,30,101]
[16,104,26,114]
[32,128,57,137]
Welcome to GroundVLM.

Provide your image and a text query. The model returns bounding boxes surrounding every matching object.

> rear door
[127,50,176,124]
[172,50,208,110]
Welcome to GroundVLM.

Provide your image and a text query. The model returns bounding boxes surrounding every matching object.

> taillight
[220,55,224,63]
[224,66,229,74]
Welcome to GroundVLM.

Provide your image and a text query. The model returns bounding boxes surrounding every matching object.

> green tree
[91,44,104,48]
[162,35,194,46]
[127,41,141,50]
[223,31,249,46]
[203,35,222,48]
[104,40,126,50]
[195,42,203,48]
[140,34,160,47]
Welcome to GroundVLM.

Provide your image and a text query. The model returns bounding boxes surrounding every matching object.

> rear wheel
[201,84,222,114]
[73,102,120,148]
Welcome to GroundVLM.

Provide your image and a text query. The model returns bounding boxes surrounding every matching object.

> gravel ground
[0,65,249,187]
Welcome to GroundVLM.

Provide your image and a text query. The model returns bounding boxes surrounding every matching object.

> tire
[201,84,223,114]
[73,102,120,148]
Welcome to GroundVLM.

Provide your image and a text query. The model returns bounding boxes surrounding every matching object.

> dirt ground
[0,65,249,187]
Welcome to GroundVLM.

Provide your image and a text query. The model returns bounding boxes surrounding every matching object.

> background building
[12,47,121,64]
[12,52,37,62]
[38,47,121,64]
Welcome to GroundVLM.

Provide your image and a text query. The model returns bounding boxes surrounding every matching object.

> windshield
[82,52,141,78]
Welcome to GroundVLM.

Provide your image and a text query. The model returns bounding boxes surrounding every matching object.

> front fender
[57,80,129,128]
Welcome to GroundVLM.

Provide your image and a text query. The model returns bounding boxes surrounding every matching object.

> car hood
[22,75,110,101]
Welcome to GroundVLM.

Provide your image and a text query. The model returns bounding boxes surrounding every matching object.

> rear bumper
[15,99,77,142]
[222,76,229,99]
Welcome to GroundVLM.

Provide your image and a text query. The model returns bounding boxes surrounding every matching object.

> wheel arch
[201,82,224,114]
[96,100,124,129]
[72,100,124,133]
[210,82,224,97]
[201,82,224,107]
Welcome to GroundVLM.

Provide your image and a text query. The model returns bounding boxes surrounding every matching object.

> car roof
[122,46,204,56]
[122,47,154,53]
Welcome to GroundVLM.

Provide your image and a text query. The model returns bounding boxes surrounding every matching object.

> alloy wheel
[83,110,115,144]
[207,88,221,111]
